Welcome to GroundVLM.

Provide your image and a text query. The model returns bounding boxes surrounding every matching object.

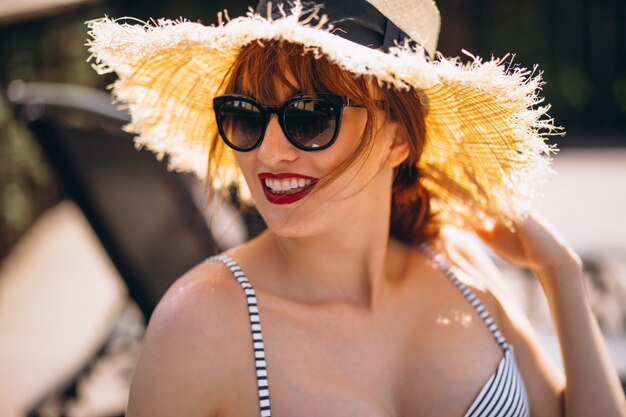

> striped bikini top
[208,242,531,417]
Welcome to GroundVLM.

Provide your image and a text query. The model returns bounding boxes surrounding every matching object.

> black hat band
[255,0,418,53]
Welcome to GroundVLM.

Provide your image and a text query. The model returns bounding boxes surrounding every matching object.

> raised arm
[476,214,626,417]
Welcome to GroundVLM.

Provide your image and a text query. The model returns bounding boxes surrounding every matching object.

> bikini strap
[417,242,510,351]
[206,255,272,417]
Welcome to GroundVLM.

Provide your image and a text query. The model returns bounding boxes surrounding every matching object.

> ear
[385,122,411,168]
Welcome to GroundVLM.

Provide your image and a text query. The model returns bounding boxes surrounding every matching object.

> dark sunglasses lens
[219,100,264,150]
[284,98,337,149]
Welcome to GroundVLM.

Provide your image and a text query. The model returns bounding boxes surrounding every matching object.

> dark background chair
[9,81,220,321]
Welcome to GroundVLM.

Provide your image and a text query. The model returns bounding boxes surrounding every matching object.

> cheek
[337,109,367,151]
[233,153,259,191]
[231,110,383,207]
[309,109,368,174]
[328,113,392,179]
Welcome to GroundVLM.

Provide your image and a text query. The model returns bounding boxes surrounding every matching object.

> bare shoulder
[126,259,247,417]
[422,226,506,313]
[438,226,504,290]
[436,225,542,336]
[145,259,245,332]
[437,227,565,414]
[436,226,532,315]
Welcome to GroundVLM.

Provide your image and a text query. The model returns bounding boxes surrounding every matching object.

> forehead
[231,64,314,102]
[225,41,383,104]
[227,44,334,99]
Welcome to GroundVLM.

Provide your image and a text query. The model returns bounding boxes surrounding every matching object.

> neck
[254,180,405,310]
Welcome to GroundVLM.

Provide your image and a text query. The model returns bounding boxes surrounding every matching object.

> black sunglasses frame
[213,93,383,152]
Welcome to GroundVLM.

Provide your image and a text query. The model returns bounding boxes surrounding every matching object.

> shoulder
[143,259,247,350]
[434,226,536,330]
[414,226,506,313]
[126,258,248,417]
[436,227,565,412]
[437,226,504,291]
[434,226,532,316]
[424,227,539,352]
[149,258,245,327]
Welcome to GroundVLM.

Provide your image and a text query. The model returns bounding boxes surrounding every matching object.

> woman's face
[233,83,408,238]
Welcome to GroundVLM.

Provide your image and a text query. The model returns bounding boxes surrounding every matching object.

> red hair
[209,40,438,243]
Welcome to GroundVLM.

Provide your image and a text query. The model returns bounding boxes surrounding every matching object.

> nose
[256,115,299,166]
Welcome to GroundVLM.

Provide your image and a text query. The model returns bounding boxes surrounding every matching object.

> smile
[264,178,313,193]
[258,173,318,205]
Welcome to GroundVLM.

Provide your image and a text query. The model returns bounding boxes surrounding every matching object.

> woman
[88,1,626,416]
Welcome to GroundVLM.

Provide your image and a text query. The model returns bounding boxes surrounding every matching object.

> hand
[474,213,582,276]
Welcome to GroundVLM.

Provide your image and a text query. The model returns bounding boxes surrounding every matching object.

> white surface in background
[535,147,626,256]
[501,147,626,375]
[0,200,127,417]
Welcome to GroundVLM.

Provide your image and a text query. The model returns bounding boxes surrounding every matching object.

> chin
[247,176,370,239]
[251,191,336,239]
[256,204,329,238]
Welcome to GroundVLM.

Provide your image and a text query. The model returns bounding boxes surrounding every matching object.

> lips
[258,172,318,204]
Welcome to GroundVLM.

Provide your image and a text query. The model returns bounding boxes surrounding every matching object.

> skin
[126,85,626,417]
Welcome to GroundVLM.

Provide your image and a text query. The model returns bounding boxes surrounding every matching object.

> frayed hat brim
[86,6,560,228]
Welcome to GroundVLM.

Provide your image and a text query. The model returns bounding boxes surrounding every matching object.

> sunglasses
[213,93,386,152]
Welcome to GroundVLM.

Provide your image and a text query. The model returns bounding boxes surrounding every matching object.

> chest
[216,295,504,417]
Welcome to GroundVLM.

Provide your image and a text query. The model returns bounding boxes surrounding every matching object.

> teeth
[264,178,313,193]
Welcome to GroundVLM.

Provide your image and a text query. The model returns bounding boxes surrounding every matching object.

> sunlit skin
[235,93,400,241]
[125,83,626,417]
[230,84,415,303]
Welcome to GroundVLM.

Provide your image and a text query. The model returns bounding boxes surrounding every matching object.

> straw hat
[86,0,559,228]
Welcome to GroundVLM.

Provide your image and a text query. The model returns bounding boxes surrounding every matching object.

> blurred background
[0,0,625,416]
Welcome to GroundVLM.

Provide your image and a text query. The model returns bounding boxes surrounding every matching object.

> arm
[126,263,236,417]
[441,226,564,415]
[476,214,626,417]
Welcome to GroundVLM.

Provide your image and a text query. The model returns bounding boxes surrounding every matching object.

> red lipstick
[258,172,318,205]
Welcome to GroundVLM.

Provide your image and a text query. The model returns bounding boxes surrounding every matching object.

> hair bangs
[207,39,437,242]
[224,40,374,105]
